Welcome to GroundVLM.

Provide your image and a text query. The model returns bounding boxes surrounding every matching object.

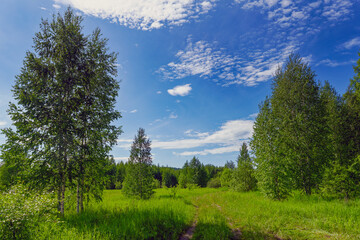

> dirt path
[213,203,242,240]
[178,204,199,240]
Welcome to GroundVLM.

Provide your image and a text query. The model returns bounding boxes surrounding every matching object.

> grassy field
[29,188,360,239]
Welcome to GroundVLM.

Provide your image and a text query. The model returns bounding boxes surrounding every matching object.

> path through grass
[29,188,360,239]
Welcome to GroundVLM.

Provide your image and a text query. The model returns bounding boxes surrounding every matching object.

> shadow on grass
[192,222,283,240]
[157,195,193,207]
[63,207,189,240]
[239,229,283,240]
[192,222,233,240]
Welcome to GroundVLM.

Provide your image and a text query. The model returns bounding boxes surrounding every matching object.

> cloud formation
[160,39,296,86]
[342,37,360,50]
[316,59,355,67]
[54,0,216,30]
[167,84,192,96]
[154,119,253,155]
[118,119,253,155]
[236,0,353,27]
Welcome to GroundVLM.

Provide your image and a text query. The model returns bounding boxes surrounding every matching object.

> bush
[186,183,199,190]
[0,185,58,239]
[153,179,161,189]
[207,177,221,188]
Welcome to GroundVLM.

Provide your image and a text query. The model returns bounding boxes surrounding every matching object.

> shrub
[207,177,221,188]
[0,185,58,239]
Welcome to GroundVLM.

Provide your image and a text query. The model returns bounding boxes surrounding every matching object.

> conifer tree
[188,156,208,187]
[232,142,256,192]
[123,128,154,199]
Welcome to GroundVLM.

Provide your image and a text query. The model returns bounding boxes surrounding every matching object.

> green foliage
[251,98,293,200]
[224,160,235,169]
[271,54,327,195]
[318,81,360,199]
[207,177,221,188]
[321,157,360,199]
[186,183,200,190]
[162,169,178,188]
[220,168,233,188]
[178,172,188,188]
[204,164,222,180]
[0,185,58,239]
[153,178,161,189]
[188,157,208,187]
[1,8,121,214]
[252,55,329,199]
[123,128,154,199]
[123,163,155,200]
[232,143,257,192]
[179,157,208,188]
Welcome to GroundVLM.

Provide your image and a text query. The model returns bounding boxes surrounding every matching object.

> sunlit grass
[197,191,360,240]
[7,187,360,239]
[58,189,198,239]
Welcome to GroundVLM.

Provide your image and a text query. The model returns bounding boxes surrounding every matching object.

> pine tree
[232,142,257,192]
[188,156,208,187]
[123,128,154,199]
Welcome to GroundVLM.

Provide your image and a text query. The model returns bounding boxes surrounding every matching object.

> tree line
[251,54,360,200]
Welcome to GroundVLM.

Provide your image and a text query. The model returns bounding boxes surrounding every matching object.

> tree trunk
[80,174,84,212]
[77,182,80,214]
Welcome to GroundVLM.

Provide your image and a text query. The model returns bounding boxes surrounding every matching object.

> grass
[58,189,199,239]
[192,190,360,240]
[10,188,360,239]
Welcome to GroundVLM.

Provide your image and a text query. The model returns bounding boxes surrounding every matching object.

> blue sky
[0,0,359,168]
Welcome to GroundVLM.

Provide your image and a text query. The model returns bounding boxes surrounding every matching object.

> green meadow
[26,188,360,240]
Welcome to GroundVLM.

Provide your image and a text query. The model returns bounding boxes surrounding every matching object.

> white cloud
[54,0,217,30]
[40,7,47,11]
[184,129,209,138]
[53,4,61,9]
[152,119,253,150]
[316,59,355,67]
[342,37,360,50]
[160,39,297,86]
[156,91,162,94]
[176,144,242,156]
[0,121,7,126]
[248,113,258,119]
[236,0,353,28]
[322,0,352,21]
[130,109,138,113]
[118,118,254,155]
[167,84,192,96]
[169,113,178,119]
[113,157,128,162]
[117,139,132,149]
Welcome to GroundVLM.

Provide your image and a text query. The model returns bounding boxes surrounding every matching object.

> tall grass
[58,189,197,239]
[195,191,360,240]
[3,187,359,239]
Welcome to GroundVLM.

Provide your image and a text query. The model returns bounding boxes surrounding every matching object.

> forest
[0,8,360,240]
